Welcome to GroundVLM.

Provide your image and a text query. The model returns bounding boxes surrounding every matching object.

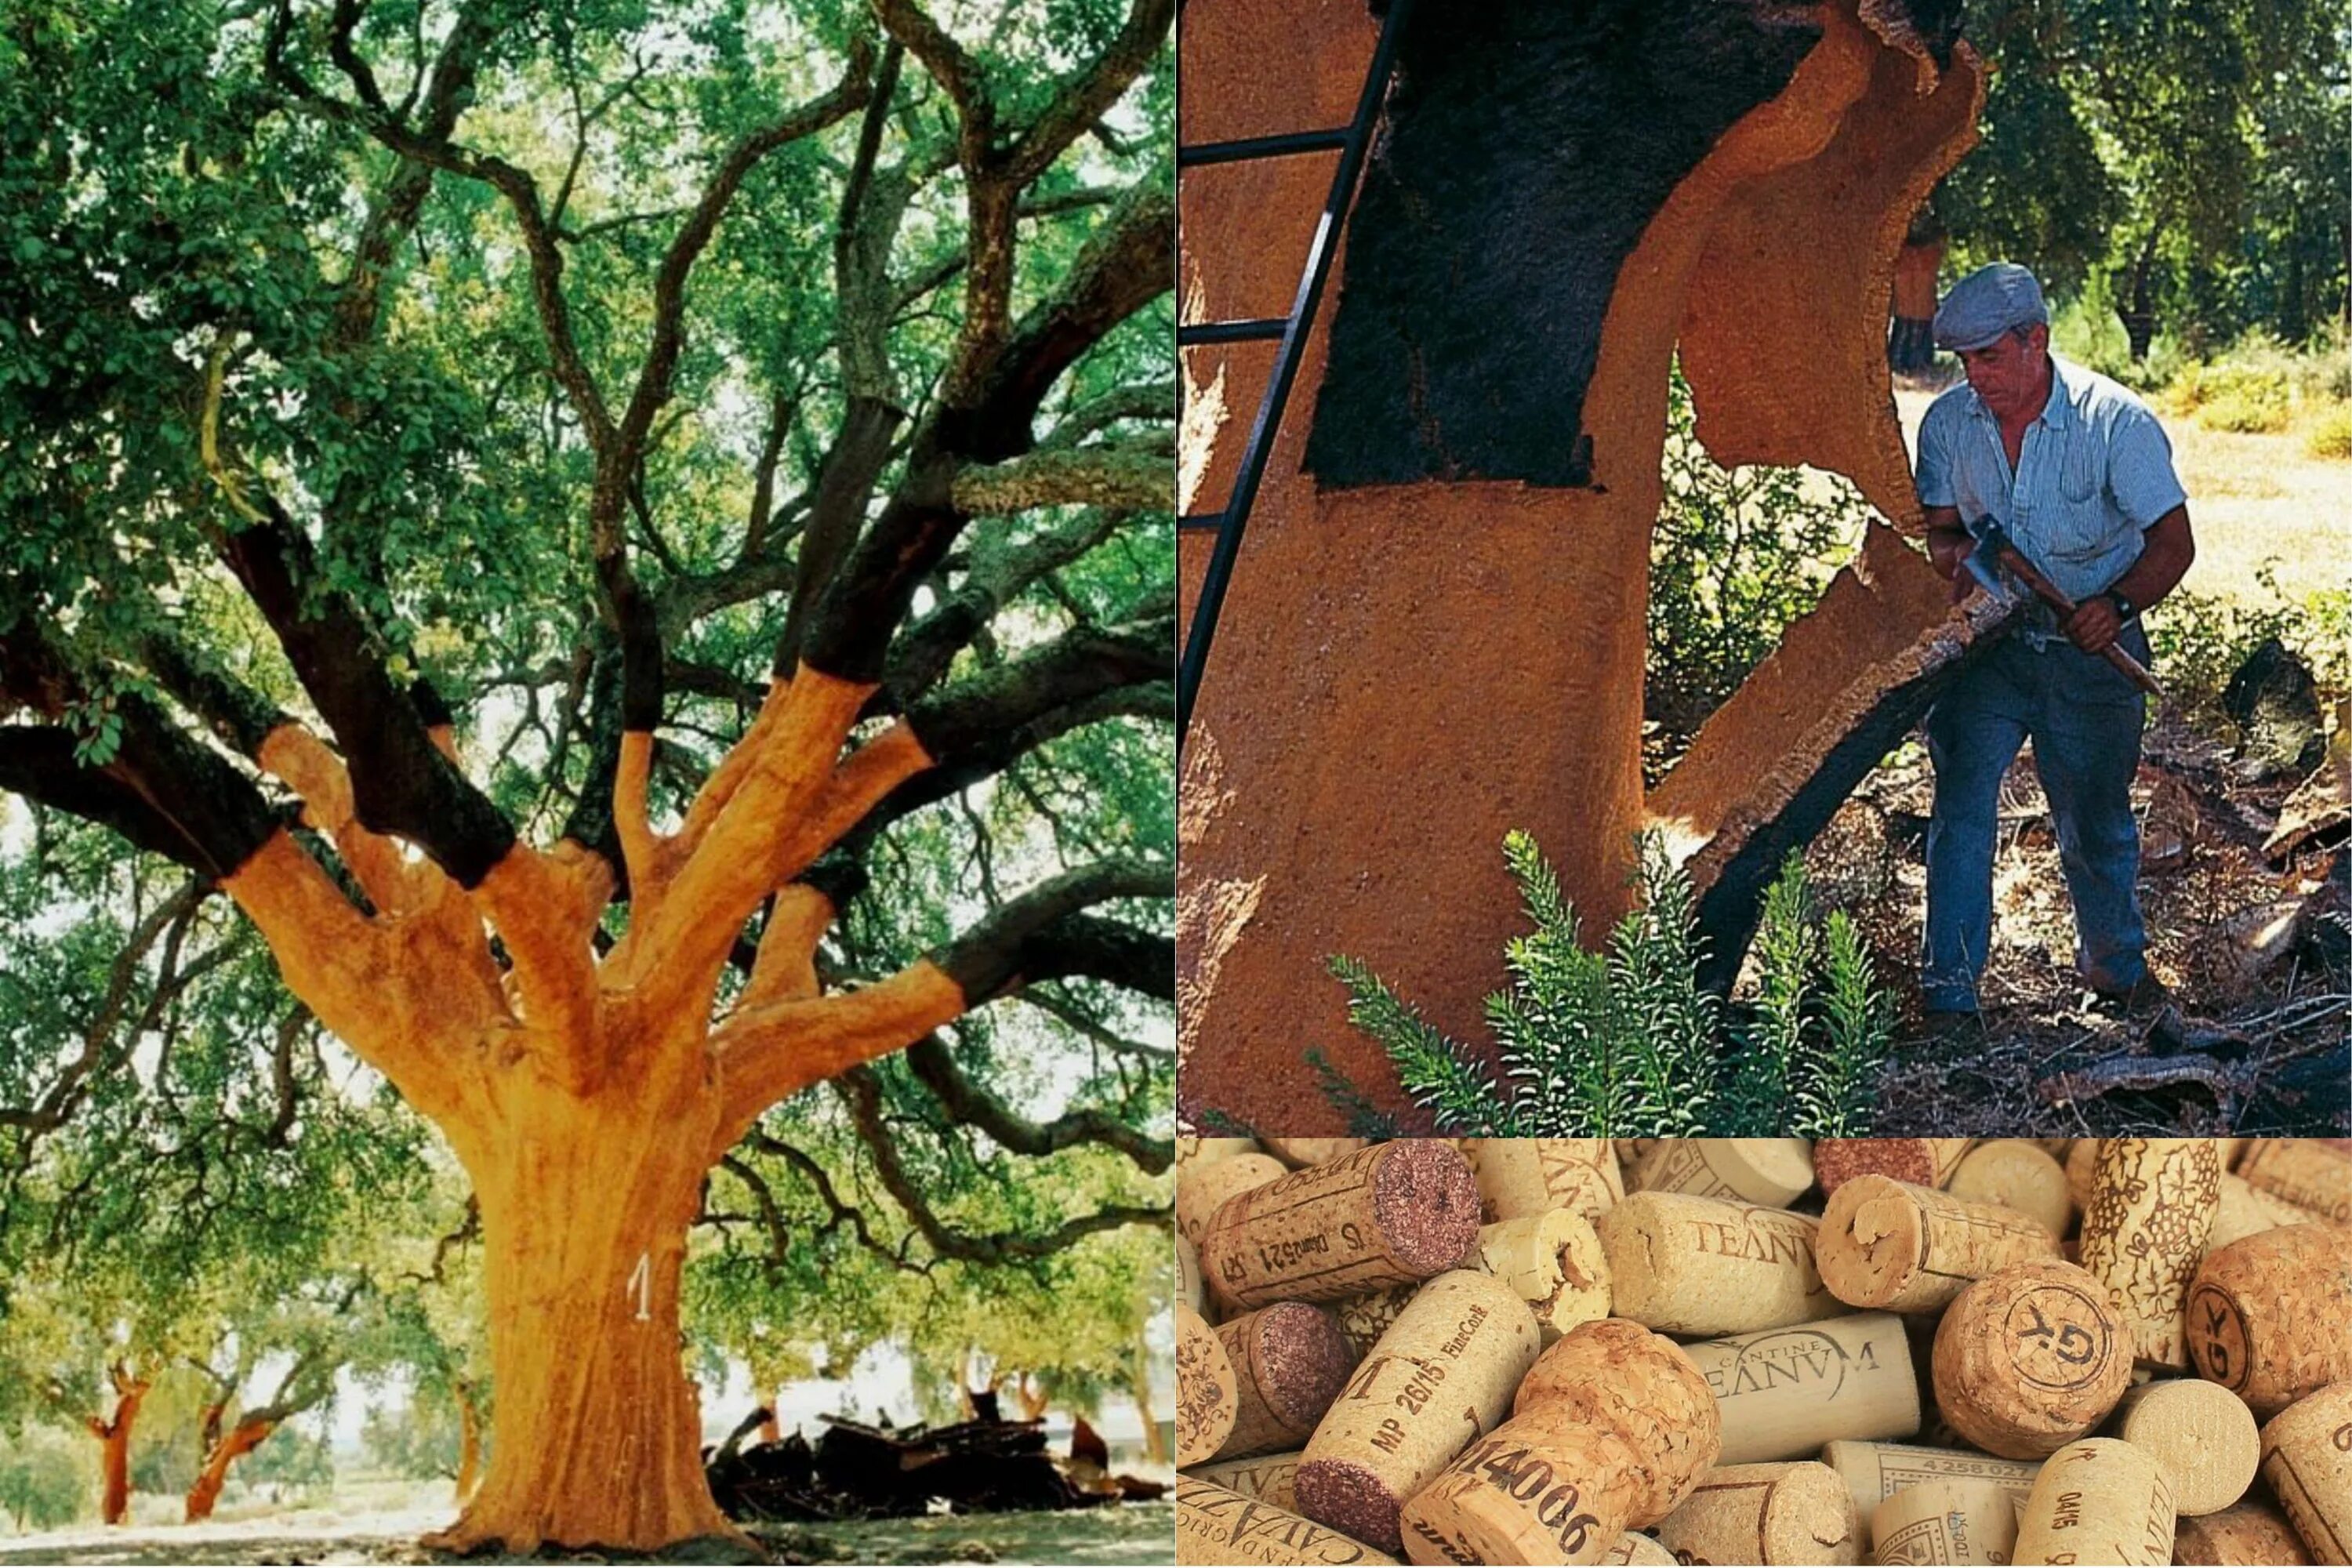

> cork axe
[1962,516,2165,699]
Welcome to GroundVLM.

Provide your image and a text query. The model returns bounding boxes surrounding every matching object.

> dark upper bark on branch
[930,858,1166,1006]
[903,1033,1172,1172]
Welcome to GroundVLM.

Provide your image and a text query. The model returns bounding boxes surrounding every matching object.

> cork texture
[1467,1138,1627,1222]
[1178,1475,1400,1566]
[1217,1303,1363,1461]
[1679,1312,1920,1465]
[1651,1461,1864,1566]
[2208,1173,2325,1256]
[1812,1138,1958,1195]
[1628,1138,1815,1208]
[1929,1260,2132,1458]
[2236,1141,2352,1224]
[1334,1285,1416,1360]
[1180,1233,1205,1314]
[1601,1191,1842,1335]
[1817,1439,2041,1521]
[2259,1382,2352,1564]
[2188,1225,2352,1417]
[1267,1139,1374,1170]
[1180,1303,1241,1466]
[1603,1532,1677,1565]
[2010,1437,2176,1566]
[1187,1450,1304,1513]
[2110,1377,2259,1516]
[1817,1174,2059,1312]
[1182,1153,1290,1250]
[1868,1477,2018,1565]
[2078,1138,2223,1368]
[1947,1140,2073,1240]
[2172,1499,2320,1566]
[1477,1210,1613,1343]
[1295,1270,1541,1555]
[1201,1142,1482,1311]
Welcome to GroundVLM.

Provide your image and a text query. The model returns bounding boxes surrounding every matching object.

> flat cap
[1933,262,2048,351]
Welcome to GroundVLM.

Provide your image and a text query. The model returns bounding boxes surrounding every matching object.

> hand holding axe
[1962,516,2165,699]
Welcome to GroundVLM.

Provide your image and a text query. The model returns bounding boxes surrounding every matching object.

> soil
[1800,707,2347,1136]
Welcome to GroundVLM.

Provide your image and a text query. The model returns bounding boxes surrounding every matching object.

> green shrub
[2303,401,2352,460]
[1326,834,1893,1137]
[2200,383,2292,433]
[2147,561,2350,722]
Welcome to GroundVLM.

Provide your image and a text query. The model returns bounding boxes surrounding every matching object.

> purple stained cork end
[1296,1454,1407,1556]
[1249,1303,1362,1432]
[1373,1138,1483,1275]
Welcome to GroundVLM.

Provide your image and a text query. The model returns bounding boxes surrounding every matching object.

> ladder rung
[1178,129,1350,168]
[1178,318,1287,347]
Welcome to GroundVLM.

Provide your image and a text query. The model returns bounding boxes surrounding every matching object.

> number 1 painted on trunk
[627,1251,651,1321]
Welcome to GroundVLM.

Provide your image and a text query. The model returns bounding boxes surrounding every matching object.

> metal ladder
[1173,0,1414,748]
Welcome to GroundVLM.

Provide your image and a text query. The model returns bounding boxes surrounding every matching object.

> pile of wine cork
[1173,1135,2352,1566]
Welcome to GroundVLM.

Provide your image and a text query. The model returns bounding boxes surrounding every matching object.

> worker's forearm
[1926,521,1970,578]
[2111,506,2194,613]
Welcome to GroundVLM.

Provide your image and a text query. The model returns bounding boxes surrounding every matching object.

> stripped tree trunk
[185,1417,278,1523]
[452,1380,482,1503]
[80,1365,151,1526]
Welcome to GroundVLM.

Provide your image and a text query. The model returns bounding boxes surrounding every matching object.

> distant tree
[0,1428,89,1534]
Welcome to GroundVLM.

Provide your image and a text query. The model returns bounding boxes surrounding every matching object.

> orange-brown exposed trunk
[82,1367,150,1526]
[1014,1372,1050,1424]
[453,1381,482,1502]
[184,1418,277,1523]
[757,1403,782,1446]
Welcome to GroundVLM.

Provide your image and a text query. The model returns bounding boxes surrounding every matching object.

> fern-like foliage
[1323,833,1897,1137]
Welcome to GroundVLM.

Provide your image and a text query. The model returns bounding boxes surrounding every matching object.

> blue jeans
[1922,622,2151,1011]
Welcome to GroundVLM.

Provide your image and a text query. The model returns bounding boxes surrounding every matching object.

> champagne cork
[1818,1175,2062,1313]
[1867,1479,2018,1565]
[1203,1142,1483,1312]
[1930,1260,2134,1458]
[2187,1225,2352,1417]
[1475,1209,1612,1342]
[1295,1270,1541,1555]
[2078,1139,2223,1369]
[1189,1450,1304,1512]
[1819,1441,2042,1521]
[2236,1141,2352,1224]
[1947,1139,2073,1240]
[1604,1534,1678,1565]
[1216,1304,1363,1461]
[2106,1378,2258,1515]
[2207,1173,2325,1255]
[1399,1319,1719,1566]
[1180,1303,1241,1465]
[1599,1191,1842,1336]
[1815,1140,1975,1195]
[1334,1286,1416,1359]
[2259,1382,2352,1564]
[1178,1476,1400,1565]
[1651,1461,1864,1566]
[1629,1138,1816,1208]
[2010,1437,2176,1566]
[1183,1152,1290,1249]
[1180,1233,1205,1313]
[1680,1313,1921,1464]
[1465,1138,1626,1221]
[1268,1138,1374,1169]
[2172,1499,2319,1566]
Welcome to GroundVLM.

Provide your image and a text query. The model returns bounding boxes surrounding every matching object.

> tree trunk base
[420,1518,764,1562]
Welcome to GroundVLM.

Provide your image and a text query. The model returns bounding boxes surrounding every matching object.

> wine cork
[1216,1304,1362,1461]
[1182,1152,1290,1250]
[1947,1139,2073,1240]
[2106,1378,2258,1515]
[2078,1139,2223,1369]
[2187,1225,2352,1417]
[1818,1176,2062,1313]
[2010,1437,2176,1566]
[2063,1140,2100,1213]
[1599,1191,1843,1335]
[1475,1209,1612,1342]
[1179,1303,1240,1465]
[1868,1479,2019,1565]
[2259,1382,2352,1564]
[1819,1441,2042,1521]
[1295,1270,1541,1555]
[1604,1534,1678,1565]
[1178,1476,1400,1565]
[1203,1142,1483,1312]
[2207,1174,2325,1255]
[1930,1259,2133,1458]
[1680,1313,1921,1464]
[1189,1450,1303,1512]
[1465,1138,1626,1221]
[1629,1138,1816,1208]
[1180,1233,1205,1313]
[1181,1135,1267,1168]
[1334,1285,1416,1359]
[1652,1461,1864,1566]
[1399,1319,1719,1566]
[2172,1499,2318,1566]
[1617,1139,1661,1174]
[1267,1138,1373,1169]
[1815,1140,1975,1195]
[2236,1141,2352,1224]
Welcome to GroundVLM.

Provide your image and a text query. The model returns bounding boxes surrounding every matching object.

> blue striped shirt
[1915,353,2189,619]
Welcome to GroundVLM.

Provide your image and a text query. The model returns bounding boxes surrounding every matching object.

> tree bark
[184,1418,278,1523]
[453,1381,482,1503]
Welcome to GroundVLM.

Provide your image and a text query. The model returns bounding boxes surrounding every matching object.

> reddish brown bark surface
[184,1418,278,1523]
[80,1367,150,1526]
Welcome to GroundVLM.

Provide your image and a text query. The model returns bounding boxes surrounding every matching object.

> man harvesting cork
[1914,263,2198,1024]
